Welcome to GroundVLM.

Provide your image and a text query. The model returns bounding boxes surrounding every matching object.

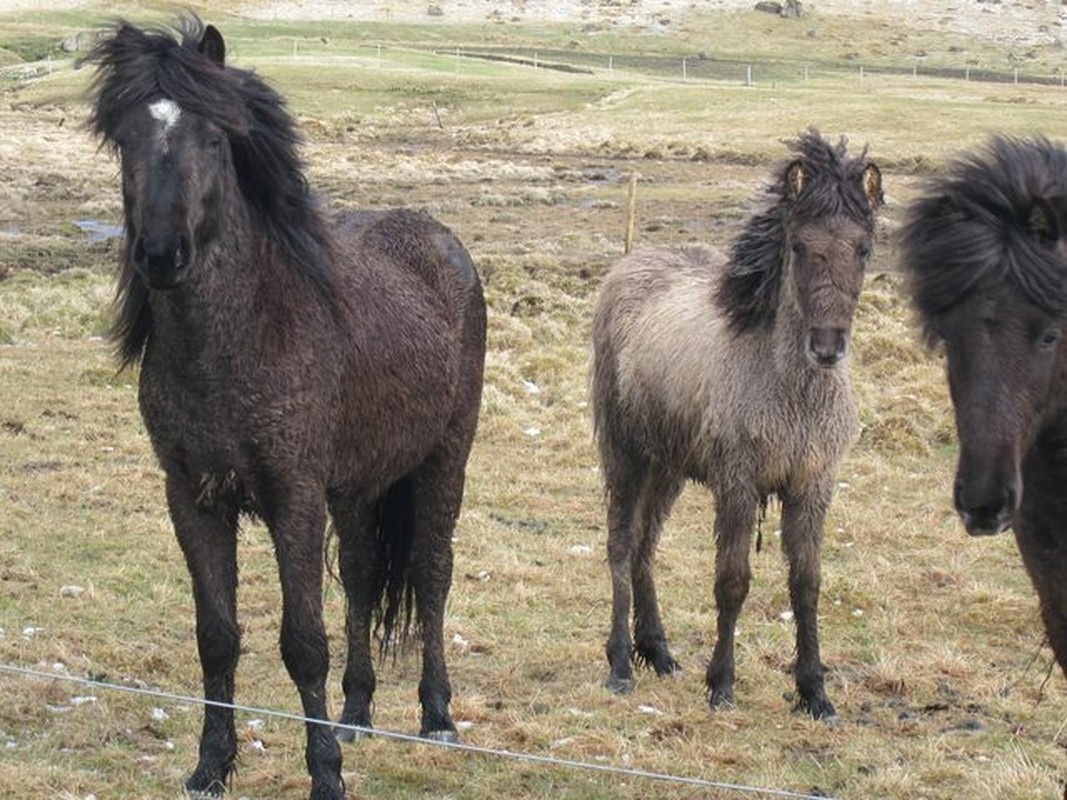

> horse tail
[374,477,416,657]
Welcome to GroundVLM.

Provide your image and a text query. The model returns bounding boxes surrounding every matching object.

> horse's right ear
[785,160,805,199]
[861,163,883,209]
[199,24,226,67]
[1027,197,1060,248]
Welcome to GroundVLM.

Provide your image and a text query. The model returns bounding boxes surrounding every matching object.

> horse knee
[197,618,240,674]
[280,623,330,688]
[715,567,751,611]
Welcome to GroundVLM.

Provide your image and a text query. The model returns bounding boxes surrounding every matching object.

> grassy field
[1,3,1066,799]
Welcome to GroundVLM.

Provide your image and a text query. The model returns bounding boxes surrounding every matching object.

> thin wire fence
[0,661,837,800]
[3,39,1062,91]
[434,46,1066,88]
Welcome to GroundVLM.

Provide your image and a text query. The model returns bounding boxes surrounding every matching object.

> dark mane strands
[717,129,881,334]
[902,134,1067,344]
[83,15,339,367]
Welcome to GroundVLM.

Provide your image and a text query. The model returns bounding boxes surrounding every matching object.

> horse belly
[329,361,461,495]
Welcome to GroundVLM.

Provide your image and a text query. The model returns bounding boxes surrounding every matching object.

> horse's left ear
[786,160,805,199]
[861,163,883,209]
[199,24,226,67]
[1027,196,1061,248]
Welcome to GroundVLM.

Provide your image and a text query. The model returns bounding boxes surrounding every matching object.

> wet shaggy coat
[592,131,882,718]
[85,18,485,800]
[901,135,1067,679]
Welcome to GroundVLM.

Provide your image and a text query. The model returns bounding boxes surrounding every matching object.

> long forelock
[902,135,1067,340]
[784,132,877,231]
[85,18,250,148]
[718,130,879,333]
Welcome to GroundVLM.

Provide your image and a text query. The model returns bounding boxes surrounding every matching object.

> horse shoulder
[597,245,732,458]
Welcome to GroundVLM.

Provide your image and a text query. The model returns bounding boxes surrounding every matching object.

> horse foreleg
[706,490,756,711]
[267,497,343,800]
[166,476,240,796]
[329,496,378,743]
[781,485,835,720]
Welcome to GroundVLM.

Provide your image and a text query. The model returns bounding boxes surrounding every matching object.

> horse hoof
[795,694,837,721]
[810,704,839,723]
[708,689,735,712]
[183,781,226,799]
[605,675,635,695]
[423,728,459,744]
[309,782,346,800]
[652,657,682,678]
[335,723,373,744]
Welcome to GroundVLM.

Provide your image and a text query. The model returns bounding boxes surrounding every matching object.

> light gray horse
[591,130,882,719]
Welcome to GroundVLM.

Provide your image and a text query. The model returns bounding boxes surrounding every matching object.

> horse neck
[147,204,269,366]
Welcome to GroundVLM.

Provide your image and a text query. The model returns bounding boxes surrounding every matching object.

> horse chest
[138,365,321,507]
[695,377,857,493]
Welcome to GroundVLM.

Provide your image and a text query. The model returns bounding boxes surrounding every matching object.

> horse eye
[790,241,805,257]
[856,242,872,261]
[1039,325,1062,350]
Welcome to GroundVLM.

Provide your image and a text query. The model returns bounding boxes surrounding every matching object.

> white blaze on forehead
[148,98,182,152]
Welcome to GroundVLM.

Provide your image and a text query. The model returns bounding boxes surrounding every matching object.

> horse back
[334,208,481,301]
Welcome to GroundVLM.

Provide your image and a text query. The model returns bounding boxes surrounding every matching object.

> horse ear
[199,24,226,67]
[861,163,883,209]
[785,160,805,199]
[1027,197,1059,247]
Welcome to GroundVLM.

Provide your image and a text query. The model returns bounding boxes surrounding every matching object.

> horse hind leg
[327,493,380,743]
[631,473,685,677]
[403,449,475,742]
[604,453,642,694]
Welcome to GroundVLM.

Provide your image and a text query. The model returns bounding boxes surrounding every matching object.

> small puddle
[74,219,124,241]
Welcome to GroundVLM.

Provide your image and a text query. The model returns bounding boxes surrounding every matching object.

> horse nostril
[808,328,848,367]
[954,476,1017,535]
[133,237,147,265]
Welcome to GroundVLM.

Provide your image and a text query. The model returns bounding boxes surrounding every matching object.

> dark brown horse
[84,18,486,799]
[901,135,1067,679]
[591,131,882,719]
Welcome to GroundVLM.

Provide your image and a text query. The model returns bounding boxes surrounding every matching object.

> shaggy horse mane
[716,129,881,333]
[901,134,1067,345]
[83,15,338,366]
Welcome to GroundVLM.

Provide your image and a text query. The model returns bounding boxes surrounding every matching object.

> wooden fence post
[624,173,639,255]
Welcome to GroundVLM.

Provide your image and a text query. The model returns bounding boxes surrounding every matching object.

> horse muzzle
[953,478,1016,536]
[807,327,849,368]
[132,232,192,290]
